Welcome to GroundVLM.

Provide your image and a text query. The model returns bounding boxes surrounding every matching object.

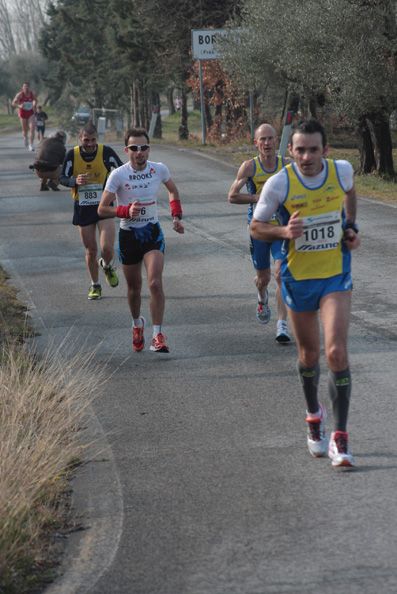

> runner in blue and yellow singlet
[251,119,360,469]
[228,123,291,343]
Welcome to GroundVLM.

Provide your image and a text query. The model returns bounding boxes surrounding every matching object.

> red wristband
[116,204,131,218]
[170,199,182,219]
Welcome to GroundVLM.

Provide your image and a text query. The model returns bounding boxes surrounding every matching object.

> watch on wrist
[345,221,359,233]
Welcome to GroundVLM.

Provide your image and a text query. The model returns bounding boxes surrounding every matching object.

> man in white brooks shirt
[251,119,360,469]
[98,127,184,353]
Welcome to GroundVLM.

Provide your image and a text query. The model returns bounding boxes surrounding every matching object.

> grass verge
[0,113,20,132]
[0,268,105,593]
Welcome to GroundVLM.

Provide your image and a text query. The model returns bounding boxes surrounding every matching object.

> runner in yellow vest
[228,123,291,343]
[251,119,360,468]
[60,122,123,300]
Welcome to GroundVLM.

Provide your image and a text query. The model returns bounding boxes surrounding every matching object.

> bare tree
[0,0,16,57]
[13,0,48,52]
[0,0,49,58]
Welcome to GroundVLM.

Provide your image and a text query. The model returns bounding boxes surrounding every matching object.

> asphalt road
[1,131,397,594]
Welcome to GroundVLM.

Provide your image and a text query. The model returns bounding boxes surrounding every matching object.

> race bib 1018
[295,211,342,252]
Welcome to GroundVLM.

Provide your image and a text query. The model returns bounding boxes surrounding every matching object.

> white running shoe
[29,144,34,151]
[276,319,291,343]
[328,431,355,468]
[256,290,271,324]
[305,404,328,457]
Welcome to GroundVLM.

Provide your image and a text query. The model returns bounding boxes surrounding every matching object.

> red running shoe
[150,332,169,353]
[132,317,145,352]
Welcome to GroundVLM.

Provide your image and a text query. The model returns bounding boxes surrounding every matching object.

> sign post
[198,60,206,144]
[278,110,295,157]
[191,29,227,145]
[249,91,254,142]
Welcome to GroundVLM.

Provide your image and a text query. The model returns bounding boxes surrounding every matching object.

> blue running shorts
[250,236,283,270]
[282,271,353,312]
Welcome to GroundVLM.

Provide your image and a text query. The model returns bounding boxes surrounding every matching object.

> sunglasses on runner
[127,144,150,152]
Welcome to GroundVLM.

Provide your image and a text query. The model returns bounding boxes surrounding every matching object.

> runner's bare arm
[98,190,140,219]
[344,186,357,224]
[11,92,22,108]
[251,211,303,242]
[164,178,184,234]
[343,186,360,250]
[228,160,257,204]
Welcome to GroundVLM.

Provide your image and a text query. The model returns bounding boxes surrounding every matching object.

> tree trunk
[130,84,135,127]
[356,116,377,174]
[204,98,213,129]
[309,96,317,119]
[288,93,300,114]
[367,111,395,177]
[151,91,162,139]
[167,87,175,115]
[132,81,139,126]
[178,86,189,140]
[139,81,148,130]
[280,88,288,127]
[213,103,223,140]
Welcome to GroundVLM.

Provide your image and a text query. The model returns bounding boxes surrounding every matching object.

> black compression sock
[297,362,320,414]
[328,368,351,432]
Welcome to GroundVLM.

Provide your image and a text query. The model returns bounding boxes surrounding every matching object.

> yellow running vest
[71,144,107,205]
[249,155,284,224]
[283,160,346,280]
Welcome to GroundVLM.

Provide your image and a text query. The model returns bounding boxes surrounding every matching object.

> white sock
[133,318,143,328]
[257,289,268,303]
[153,325,161,337]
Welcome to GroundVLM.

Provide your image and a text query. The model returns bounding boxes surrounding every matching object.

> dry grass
[0,336,106,593]
[0,269,34,344]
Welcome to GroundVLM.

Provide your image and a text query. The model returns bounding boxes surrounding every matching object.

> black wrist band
[345,221,359,233]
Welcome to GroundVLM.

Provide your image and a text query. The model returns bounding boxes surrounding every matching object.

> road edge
[0,259,124,594]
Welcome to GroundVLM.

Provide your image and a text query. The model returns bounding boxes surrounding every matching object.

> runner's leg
[274,260,288,321]
[143,250,165,326]
[28,114,35,147]
[123,262,143,319]
[21,117,28,146]
[98,218,116,265]
[79,224,99,283]
[320,291,352,431]
[288,309,321,413]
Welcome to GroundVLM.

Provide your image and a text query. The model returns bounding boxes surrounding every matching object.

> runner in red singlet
[12,82,37,151]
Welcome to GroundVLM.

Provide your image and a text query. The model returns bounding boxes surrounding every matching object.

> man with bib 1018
[251,119,360,469]
[60,122,123,300]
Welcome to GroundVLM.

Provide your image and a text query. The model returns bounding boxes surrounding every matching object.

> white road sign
[191,29,227,60]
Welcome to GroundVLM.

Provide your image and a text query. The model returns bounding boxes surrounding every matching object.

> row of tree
[38,0,239,138]
[221,0,397,177]
[0,0,395,177]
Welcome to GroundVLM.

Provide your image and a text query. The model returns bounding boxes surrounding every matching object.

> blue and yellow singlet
[279,159,350,281]
[247,155,285,224]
